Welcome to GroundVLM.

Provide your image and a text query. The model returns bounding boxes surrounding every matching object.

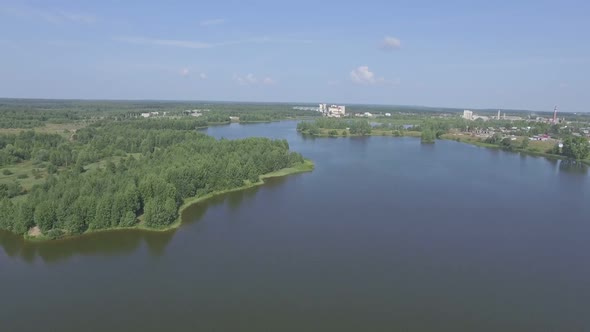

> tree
[119,211,137,227]
[144,197,177,228]
[421,129,435,143]
[562,136,590,160]
[520,137,529,149]
[34,201,56,232]
[0,198,15,231]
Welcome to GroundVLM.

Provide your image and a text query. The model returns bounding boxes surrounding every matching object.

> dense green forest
[0,99,320,129]
[297,118,373,136]
[0,102,311,239]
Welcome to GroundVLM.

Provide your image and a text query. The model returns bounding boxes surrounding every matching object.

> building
[141,113,151,118]
[385,113,391,117]
[327,105,346,117]
[319,103,346,117]
[463,110,473,120]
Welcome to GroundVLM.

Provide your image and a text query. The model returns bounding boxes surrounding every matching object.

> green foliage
[500,138,516,151]
[485,134,503,145]
[120,211,137,228]
[561,136,590,160]
[297,119,372,136]
[0,180,22,199]
[34,202,56,232]
[328,130,338,137]
[0,118,305,238]
[0,198,16,232]
[47,163,58,174]
[144,197,177,228]
[45,229,64,240]
[2,169,12,175]
[16,173,28,179]
[421,129,435,143]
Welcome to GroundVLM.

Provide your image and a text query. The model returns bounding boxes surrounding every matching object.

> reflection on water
[558,159,589,175]
[0,175,291,264]
[0,228,176,264]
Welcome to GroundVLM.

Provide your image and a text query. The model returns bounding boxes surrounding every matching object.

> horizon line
[0,96,578,114]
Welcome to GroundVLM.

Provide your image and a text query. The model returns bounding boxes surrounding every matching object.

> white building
[463,110,473,120]
[318,103,346,117]
[141,113,151,118]
[385,113,392,117]
[327,105,346,117]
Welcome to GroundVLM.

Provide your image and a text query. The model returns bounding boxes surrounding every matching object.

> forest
[0,99,320,129]
[0,100,311,239]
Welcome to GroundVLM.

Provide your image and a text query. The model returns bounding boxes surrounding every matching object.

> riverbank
[298,128,421,138]
[24,159,315,242]
[441,133,590,165]
[298,128,590,165]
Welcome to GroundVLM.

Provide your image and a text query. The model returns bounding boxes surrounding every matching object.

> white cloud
[180,68,190,76]
[200,18,225,26]
[349,66,395,86]
[233,74,275,86]
[380,36,401,51]
[350,66,378,84]
[262,77,275,85]
[199,73,207,80]
[0,5,96,24]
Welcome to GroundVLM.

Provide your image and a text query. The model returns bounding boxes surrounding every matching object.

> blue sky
[0,0,589,112]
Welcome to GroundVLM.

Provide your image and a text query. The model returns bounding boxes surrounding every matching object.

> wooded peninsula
[0,100,316,240]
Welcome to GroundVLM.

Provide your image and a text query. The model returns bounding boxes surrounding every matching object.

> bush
[2,169,12,176]
[46,229,64,240]
[32,168,43,179]
[16,173,29,179]
[47,164,58,174]
[328,130,338,137]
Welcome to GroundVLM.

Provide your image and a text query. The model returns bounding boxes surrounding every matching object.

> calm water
[1,121,590,331]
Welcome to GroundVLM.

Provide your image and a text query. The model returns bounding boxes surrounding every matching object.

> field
[0,160,48,192]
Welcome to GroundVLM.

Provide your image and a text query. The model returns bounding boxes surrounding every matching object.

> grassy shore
[299,128,421,138]
[441,133,590,164]
[24,159,314,241]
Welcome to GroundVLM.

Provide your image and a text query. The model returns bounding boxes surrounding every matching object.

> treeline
[0,99,320,129]
[484,134,590,160]
[297,119,373,136]
[0,120,305,238]
[0,131,67,166]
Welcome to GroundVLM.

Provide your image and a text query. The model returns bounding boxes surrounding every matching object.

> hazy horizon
[1,0,589,112]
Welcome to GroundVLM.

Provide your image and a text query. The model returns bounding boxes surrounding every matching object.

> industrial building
[319,104,346,117]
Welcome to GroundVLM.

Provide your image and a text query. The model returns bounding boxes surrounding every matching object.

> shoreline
[299,129,590,165]
[23,159,314,242]
[297,129,422,138]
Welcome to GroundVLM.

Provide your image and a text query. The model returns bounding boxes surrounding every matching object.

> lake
[1,121,589,331]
